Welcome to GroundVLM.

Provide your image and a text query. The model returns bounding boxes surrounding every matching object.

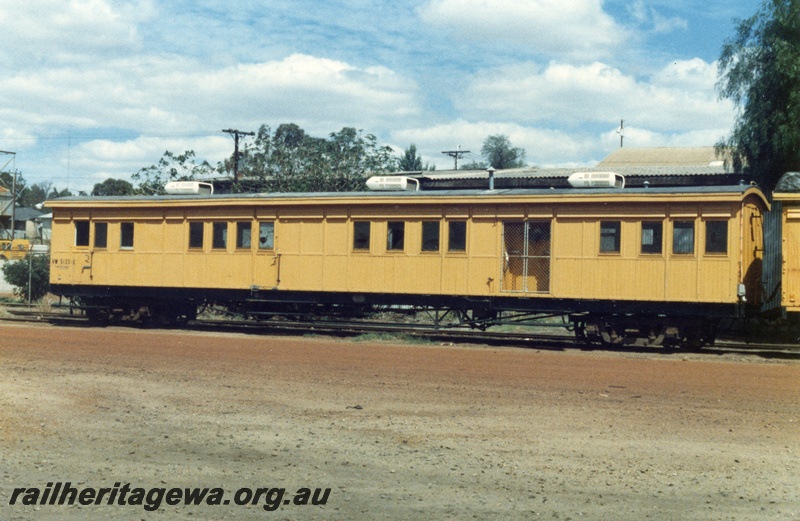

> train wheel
[86,308,110,326]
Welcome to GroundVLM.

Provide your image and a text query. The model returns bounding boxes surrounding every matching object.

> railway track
[2,307,799,357]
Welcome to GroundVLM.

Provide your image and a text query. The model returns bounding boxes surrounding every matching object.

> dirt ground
[0,322,798,520]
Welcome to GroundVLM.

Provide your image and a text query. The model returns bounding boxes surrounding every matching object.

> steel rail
[2,308,798,356]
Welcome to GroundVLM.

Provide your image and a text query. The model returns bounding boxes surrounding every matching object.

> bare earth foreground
[0,323,798,520]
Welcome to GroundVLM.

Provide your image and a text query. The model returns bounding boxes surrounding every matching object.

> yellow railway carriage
[46,183,768,347]
[772,174,800,315]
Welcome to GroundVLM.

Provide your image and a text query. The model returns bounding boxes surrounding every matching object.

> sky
[0,0,763,194]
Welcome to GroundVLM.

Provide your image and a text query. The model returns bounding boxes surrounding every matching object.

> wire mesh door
[502,220,551,293]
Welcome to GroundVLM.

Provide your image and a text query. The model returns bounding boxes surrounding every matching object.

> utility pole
[616,119,625,148]
[0,150,16,240]
[222,129,255,181]
[441,145,470,170]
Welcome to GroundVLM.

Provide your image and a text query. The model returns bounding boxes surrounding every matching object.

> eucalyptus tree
[716,0,800,190]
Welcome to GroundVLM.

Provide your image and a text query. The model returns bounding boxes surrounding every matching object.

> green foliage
[0,171,25,194]
[131,124,396,194]
[47,187,74,199]
[1,253,50,302]
[459,160,489,170]
[91,178,136,196]
[18,182,42,207]
[397,143,433,171]
[234,124,396,193]
[132,150,215,194]
[716,0,800,190]
[481,135,526,170]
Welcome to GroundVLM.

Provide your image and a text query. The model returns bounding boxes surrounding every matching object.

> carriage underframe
[55,284,735,349]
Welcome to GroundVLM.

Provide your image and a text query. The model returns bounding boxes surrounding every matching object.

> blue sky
[0,0,762,193]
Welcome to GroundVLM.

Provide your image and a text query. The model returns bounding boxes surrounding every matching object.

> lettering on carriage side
[51,258,74,268]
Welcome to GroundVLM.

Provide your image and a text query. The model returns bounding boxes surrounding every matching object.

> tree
[17,182,49,207]
[459,160,489,170]
[132,150,215,194]
[397,143,431,171]
[481,135,526,170]
[716,0,800,190]
[323,127,396,191]
[92,178,135,196]
[48,187,73,199]
[0,171,24,191]
[1,252,50,302]
[233,123,395,193]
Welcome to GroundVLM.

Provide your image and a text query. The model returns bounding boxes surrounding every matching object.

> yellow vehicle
[45,177,770,347]
[0,238,31,261]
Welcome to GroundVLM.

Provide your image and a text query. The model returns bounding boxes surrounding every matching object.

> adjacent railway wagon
[46,182,769,347]
[773,177,800,316]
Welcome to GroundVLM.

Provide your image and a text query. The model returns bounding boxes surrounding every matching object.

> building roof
[14,207,44,221]
[597,146,732,168]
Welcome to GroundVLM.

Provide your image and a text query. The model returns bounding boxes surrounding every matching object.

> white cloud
[456,59,733,134]
[652,13,689,34]
[1,52,421,146]
[418,0,629,59]
[0,0,154,67]
[70,135,230,177]
[2,47,422,191]
[627,0,687,35]
[601,126,728,150]
[652,58,717,90]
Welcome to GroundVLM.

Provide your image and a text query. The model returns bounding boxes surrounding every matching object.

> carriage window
[353,222,370,250]
[448,221,467,252]
[705,221,728,254]
[421,221,440,252]
[258,222,274,250]
[94,222,108,249]
[641,221,662,255]
[673,221,694,254]
[120,222,134,249]
[75,221,90,247]
[600,221,620,253]
[387,221,405,251]
[189,222,204,249]
[212,222,227,250]
[236,222,252,249]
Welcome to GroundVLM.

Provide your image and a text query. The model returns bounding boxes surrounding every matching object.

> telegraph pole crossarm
[441,145,470,170]
[222,129,255,181]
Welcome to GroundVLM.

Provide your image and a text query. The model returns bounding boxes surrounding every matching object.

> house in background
[13,207,45,241]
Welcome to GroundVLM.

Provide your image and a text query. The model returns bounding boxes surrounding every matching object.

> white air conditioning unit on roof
[366,176,420,191]
[164,181,214,195]
[567,172,625,189]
